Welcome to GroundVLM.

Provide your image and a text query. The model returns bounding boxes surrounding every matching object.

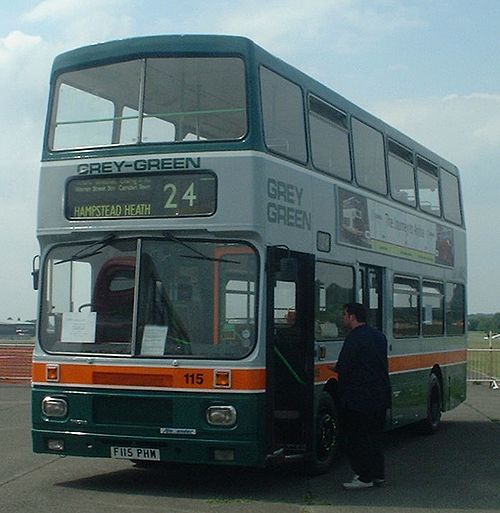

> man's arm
[335,335,355,376]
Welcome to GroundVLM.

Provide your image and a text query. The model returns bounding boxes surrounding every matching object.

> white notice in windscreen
[141,325,169,355]
[61,312,97,343]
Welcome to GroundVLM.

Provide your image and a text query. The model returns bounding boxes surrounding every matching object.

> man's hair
[343,302,368,323]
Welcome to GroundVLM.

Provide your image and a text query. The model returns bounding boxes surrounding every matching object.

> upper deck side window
[260,67,307,163]
[352,118,387,195]
[441,168,463,225]
[388,139,416,207]
[49,57,247,150]
[416,156,441,217]
[308,96,351,181]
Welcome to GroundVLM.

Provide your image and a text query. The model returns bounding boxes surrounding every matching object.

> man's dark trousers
[343,407,386,482]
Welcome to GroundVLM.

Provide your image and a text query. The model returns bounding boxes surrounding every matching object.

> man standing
[336,302,391,490]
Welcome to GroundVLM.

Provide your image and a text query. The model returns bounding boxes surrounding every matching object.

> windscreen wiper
[163,232,240,264]
[54,234,116,265]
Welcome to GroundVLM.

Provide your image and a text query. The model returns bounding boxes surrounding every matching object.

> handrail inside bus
[273,346,306,386]
[55,108,246,126]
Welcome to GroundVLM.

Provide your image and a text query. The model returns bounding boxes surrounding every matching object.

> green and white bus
[32,35,466,473]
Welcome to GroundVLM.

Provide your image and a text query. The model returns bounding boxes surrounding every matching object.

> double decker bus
[32,35,467,473]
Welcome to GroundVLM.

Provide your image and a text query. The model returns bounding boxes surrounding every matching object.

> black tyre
[421,373,442,434]
[306,392,338,475]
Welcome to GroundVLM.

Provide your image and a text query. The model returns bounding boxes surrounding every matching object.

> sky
[1,0,500,319]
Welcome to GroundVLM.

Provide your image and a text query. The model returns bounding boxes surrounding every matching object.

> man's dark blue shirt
[336,324,391,412]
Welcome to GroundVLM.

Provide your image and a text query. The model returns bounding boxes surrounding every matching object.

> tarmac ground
[0,382,499,513]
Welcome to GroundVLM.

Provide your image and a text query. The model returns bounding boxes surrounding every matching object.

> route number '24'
[164,182,197,210]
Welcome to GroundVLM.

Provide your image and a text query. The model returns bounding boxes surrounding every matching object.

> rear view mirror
[32,255,40,291]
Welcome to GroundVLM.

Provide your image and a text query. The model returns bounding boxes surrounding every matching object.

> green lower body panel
[32,386,267,467]
[389,362,466,428]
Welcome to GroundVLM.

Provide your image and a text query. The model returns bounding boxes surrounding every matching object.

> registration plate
[110,446,160,461]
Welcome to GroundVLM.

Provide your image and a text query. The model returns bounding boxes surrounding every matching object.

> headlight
[206,406,237,427]
[42,396,68,418]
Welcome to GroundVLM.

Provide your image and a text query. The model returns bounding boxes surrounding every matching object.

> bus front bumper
[32,428,265,467]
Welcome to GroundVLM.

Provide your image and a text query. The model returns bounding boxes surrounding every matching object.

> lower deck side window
[422,281,444,336]
[445,282,465,335]
[393,276,465,338]
[315,262,354,340]
[393,276,419,337]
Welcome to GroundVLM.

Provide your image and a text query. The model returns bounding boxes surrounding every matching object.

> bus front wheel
[306,392,338,475]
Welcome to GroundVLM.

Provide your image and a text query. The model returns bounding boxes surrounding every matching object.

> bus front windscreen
[50,57,247,150]
[40,239,258,359]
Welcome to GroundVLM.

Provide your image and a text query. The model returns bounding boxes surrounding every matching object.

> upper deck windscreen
[49,57,247,150]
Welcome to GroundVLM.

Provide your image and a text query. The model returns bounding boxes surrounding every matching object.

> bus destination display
[66,172,217,219]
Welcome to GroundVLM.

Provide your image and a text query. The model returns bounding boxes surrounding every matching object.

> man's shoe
[342,476,374,490]
[352,474,385,486]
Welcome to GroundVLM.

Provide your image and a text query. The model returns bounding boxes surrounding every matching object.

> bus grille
[93,396,172,426]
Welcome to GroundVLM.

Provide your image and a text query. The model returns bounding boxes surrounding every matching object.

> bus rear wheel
[306,392,338,475]
[421,373,442,434]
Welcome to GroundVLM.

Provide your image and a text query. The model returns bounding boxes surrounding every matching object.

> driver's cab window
[47,260,92,314]
[45,260,93,341]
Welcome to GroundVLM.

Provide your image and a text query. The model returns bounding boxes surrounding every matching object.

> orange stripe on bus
[32,362,266,391]
[32,349,465,389]
[314,349,466,383]
[388,350,467,373]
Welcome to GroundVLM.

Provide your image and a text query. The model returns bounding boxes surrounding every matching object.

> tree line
[468,313,500,333]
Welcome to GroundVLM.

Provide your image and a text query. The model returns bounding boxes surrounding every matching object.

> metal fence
[0,344,34,384]
[467,349,500,389]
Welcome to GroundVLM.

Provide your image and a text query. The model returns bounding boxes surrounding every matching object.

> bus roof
[50,34,458,175]
[51,35,256,74]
